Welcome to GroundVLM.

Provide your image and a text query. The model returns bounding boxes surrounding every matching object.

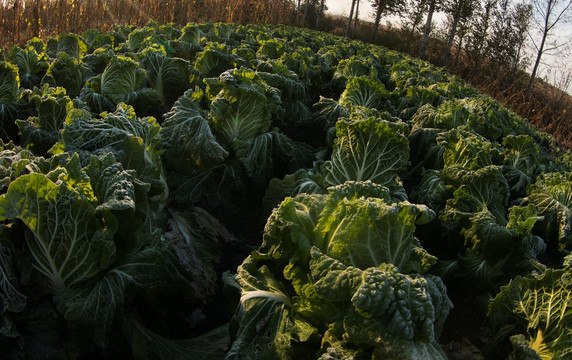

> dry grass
[450,51,572,150]
[0,0,296,46]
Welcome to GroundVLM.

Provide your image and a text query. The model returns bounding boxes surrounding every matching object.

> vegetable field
[1,22,571,360]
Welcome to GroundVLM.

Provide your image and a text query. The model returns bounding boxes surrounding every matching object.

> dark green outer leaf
[0,173,115,290]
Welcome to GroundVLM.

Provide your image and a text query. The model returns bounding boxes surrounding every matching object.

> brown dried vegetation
[0,0,295,44]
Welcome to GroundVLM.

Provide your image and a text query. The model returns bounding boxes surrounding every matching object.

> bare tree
[352,0,361,36]
[484,0,532,87]
[295,0,303,25]
[452,11,472,66]
[418,0,442,59]
[526,0,572,93]
[302,0,311,26]
[442,0,476,66]
[346,0,357,37]
[465,0,496,70]
[400,0,428,53]
[316,0,326,30]
[370,0,406,42]
[509,2,534,78]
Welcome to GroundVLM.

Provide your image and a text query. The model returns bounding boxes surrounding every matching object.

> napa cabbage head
[206,68,281,147]
[315,181,436,273]
[0,170,115,290]
[8,45,49,89]
[261,114,410,213]
[194,43,240,78]
[332,56,379,89]
[502,134,547,194]
[81,56,161,116]
[227,181,450,360]
[257,39,287,60]
[161,88,228,172]
[1,61,36,141]
[59,103,167,209]
[171,24,203,60]
[140,51,195,110]
[45,32,87,60]
[41,52,87,98]
[17,85,73,155]
[437,127,501,171]
[0,62,20,105]
[324,115,409,194]
[339,76,389,110]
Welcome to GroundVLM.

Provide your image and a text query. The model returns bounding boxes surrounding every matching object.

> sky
[325,0,375,18]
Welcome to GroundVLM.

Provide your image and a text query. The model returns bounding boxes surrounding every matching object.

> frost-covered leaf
[141,52,195,110]
[316,189,436,272]
[324,116,409,192]
[207,69,280,147]
[161,88,228,172]
[526,172,572,252]
[17,85,73,155]
[489,269,572,360]
[339,76,389,110]
[226,257,297,360]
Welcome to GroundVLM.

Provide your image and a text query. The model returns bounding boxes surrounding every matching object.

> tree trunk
[345,0,357,37]
[295,0,302,25]
[454,32,465,66]
[510,42,524,82]
[302,0,310,26]
[526,25,549,93]
[403,4,424,53]
[525,0,562,94]
[418,0,435,59]
[371,1,385,42]
[352,0,360,36]
[443,0,463,67]
[316,0,326,30]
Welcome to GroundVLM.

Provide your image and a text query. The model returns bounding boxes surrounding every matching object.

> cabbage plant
[0,21,571,360]
[226,181,452,360]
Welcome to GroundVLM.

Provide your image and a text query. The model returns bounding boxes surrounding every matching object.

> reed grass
[0,0,295,46]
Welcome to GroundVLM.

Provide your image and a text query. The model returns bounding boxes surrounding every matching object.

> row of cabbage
[0,22,571,359]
